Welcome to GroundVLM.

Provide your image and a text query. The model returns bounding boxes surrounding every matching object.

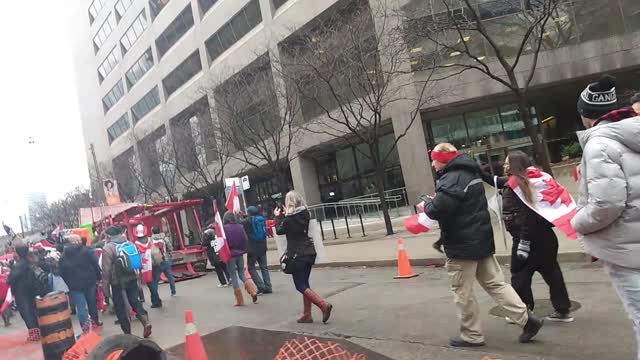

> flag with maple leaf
[403,200,436,234]
[506,167,577,239]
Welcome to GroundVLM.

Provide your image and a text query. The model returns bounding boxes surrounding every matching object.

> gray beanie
[577,75,618,119]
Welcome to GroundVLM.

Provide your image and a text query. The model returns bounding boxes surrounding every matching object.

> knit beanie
[577,75,618,119]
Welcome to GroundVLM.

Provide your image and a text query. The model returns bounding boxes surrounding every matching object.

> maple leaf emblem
[541,178,572,206]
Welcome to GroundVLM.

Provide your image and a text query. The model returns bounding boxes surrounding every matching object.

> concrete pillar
[290,155,321,206]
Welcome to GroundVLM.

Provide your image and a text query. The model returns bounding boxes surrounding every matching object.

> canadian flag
[403,201,436,234]
[0,287,12,314]
[214,202,232,263]
[225,181,241,213]
[507,167,577,240]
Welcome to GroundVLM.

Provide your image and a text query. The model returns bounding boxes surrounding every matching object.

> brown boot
[303,289,333,324]
[137,314,152,339]
[234,288,245,307]
[297,294,313,323]
[244,280,259,304]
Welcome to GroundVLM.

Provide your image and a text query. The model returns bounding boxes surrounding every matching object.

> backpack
[151,245,163,267]
[251,216,267,242]
[114,242,141,277]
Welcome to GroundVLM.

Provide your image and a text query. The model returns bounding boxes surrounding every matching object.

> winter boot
[233,288,245,307]
[303,289,333,324]
[297,294,313,323]
[27,328,41,342]
[137,314,153,339]
[519,311,544,343]
[244,280,259,304]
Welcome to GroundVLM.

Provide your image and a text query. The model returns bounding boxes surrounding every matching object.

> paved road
[1,262,634,359]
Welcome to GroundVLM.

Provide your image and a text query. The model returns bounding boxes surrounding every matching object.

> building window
[98,47,119,83]
[273,0,290,10]
[150,0,172,20]
[125,48,154,89]
[93,13,116,52]
[132,86,161,123]
[198,0,218,15]
[115,0,135,21]
[107,113,131,144]
[205,0,262,62]
[89,0,106,23]
[120,11,148,55]
[103,80,126,113]
[163,51,202,97]
[155,5,195,59]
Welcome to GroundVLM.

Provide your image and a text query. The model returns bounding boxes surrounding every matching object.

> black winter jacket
[59,245,102,292]
[275,210,316,261]
[7,258,39,298]
[424,154,495,260]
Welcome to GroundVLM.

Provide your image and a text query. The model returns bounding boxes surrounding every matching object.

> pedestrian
[243,206,273,295]
[59,234,103,333]
[202,228,230,288]
[632,93,640,115]
[424,143,543,347]
[101,225,152,338]
[134,224,162,308]
[7,243,43,341]
[275,191,332,324]
[481,151,573,323]
[572,75,640,359]
[150,226,176,297]
[223,212,258,306]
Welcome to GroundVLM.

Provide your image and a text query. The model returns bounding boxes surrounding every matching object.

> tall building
[71,0,640,210]
[27,192,47,230]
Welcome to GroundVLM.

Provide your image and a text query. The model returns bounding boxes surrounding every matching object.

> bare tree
[31,187,92,229]
[404,0,569,173]
[276,0,435,235]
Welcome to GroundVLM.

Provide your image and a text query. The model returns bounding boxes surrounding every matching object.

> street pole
[18,216,25,237]
[90,143,105,203]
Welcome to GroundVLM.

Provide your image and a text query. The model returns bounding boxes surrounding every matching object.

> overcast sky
[0,1,89,229]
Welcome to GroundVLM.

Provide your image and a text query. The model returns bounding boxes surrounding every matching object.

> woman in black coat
[275,191,332,324]
[482,151,572,322]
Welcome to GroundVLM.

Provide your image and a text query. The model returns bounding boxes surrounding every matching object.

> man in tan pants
[424,143,543,347]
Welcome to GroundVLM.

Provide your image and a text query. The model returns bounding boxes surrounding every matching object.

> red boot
[297,294,313,323]
[303,289,333,324]
[27,328,41,342]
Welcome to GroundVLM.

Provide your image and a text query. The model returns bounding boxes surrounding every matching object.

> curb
[267,251,590,270]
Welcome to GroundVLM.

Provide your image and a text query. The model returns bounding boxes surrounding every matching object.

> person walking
[244,206,272,294]
[424,143,543,347]
[275,191,332,324]
[202,228,230,288]
[59,234,103,333]
[481,151,573,322]
[223,212,258,306]
[150,226,176,297]
[134,225,162,308]
[7,244,42,341]
[101,225,152,338]
[572,75,640,359]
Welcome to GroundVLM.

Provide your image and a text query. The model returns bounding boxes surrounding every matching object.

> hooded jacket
[424,153,495,260]
[275,209,316,259]
[571,113,640,269]
[7,257,39,298]
[223,214,248,257]
[59,245,101,291]
[101,234,137,294]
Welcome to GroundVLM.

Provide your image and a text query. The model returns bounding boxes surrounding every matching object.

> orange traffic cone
[185,310,208,360]
[244,257,252,279]
[394,239,418,279]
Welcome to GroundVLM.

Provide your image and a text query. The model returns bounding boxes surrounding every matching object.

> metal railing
[307,187,410,221]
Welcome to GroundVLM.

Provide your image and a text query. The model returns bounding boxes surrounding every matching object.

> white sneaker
[546,311,574,323]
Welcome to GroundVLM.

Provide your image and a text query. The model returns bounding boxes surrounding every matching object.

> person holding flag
[481,151,574,323]
[222,211,259,306]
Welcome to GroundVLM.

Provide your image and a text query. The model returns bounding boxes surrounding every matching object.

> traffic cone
[394,239,418,279]
[185,310,208,360]
[244,257,252,279]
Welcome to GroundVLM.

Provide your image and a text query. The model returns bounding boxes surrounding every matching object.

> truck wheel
[87,334,165,360]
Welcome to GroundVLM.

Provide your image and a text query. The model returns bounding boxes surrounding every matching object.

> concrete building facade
[71,0,640,212]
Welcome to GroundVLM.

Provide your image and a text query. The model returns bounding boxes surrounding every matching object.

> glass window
[120,11,148,54]
[132,86,161,122]
[205,0,262,62]
[199,0,218,15]
[430,115,469,149]
[336,148,357,180]
[622,0,640,32]
[499,104,527,140]
[273,0,290,10]
[102,80,125,113]
[89,0,105,23]
[93,13,116,51]
[115,0,135,20]
[477,0,521,20]
[378,133,400,167]
[162,51,203,96]
[125,48,154,89]
[573,0,623,42]
[355,143,375,175]
[108,113,131,144]
[98,47,119,82]
[155,5,195,58]
[466,108,504,147]
[150,0,172,20]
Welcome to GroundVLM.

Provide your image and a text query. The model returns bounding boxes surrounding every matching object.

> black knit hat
[577,75,618,119]
[631,93,640,105]
[105,225,123,236]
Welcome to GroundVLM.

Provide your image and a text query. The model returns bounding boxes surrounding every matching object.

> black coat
[7,258,39,298]
[424,154,495,260]
[275,210,316,261]
[59,245,102,292]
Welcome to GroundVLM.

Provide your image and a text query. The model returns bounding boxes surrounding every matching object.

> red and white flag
[403,201,436,235]
[0,287,12,314]
[214,202,231,263]
[507,167,577,240]
[225,181,240,213]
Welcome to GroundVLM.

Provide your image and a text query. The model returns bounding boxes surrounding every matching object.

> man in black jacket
[424,143,543,347]
[7,244,41,341]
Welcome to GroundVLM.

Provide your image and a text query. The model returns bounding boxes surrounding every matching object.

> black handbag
[279,253,296,274]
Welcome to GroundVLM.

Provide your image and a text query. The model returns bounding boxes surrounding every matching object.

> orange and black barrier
[36,292,76,360]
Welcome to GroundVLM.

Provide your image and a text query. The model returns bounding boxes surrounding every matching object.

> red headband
[431,150,458,164]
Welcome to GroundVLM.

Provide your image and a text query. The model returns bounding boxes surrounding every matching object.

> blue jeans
[158,261,176,294]
[70,285,99,329]
[248,254,272,292]
[604,262,640,360]
[148,268,162,307]
[227,256,247,289]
